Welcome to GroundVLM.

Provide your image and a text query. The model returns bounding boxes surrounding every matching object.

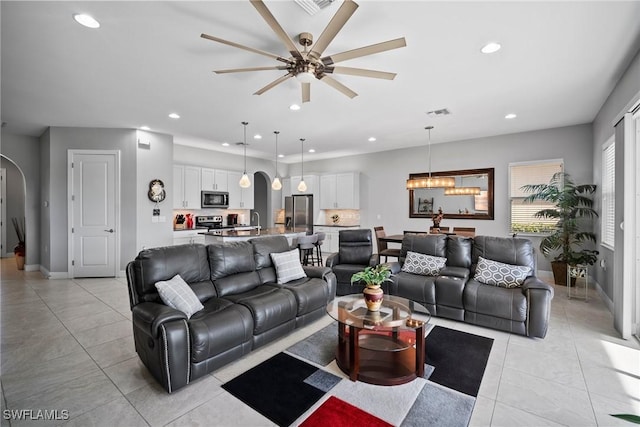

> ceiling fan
[200,0,406,103]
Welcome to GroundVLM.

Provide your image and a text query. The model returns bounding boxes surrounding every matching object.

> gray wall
[302,124,594,272]
[591,47,640,301]
[136,130,174,252]
[45,127,137,274]
[0,132,41,267]
[1,157,25,256]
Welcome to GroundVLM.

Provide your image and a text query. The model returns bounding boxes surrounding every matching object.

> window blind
[601,139,615,247]
[509,160,563,233]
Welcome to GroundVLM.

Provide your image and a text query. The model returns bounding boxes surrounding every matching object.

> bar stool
[297,234,318,266]
[314,232,326,265]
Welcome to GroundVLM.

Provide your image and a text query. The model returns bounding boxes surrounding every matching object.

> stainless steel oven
[201,191,229,209]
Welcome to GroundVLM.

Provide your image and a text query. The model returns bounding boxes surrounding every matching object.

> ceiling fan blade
[302,82,311,103]
[309,0,359,60]
[319,75,357,99]
[201,33,290,64]
[326,66,396,80]
[322,37,407,65]
[250,0,303,60]
[214,66,289,74]
[254,73,294,95]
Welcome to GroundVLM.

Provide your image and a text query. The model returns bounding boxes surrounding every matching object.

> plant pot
[551,261,576,287]
[363,285,384,312]
[15,254,25,270]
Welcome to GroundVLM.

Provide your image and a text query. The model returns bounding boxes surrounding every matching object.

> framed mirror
[408,168,494,219]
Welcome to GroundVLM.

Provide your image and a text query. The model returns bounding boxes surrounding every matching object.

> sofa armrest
[303,265,332,279]
[326,253,340,267]
[132,302,187,338]
[522,277,554,338]
[439,266,470,280]
[387,261,402,275]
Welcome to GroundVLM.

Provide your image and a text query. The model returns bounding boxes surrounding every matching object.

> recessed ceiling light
[73,14,100,29]
[289,104,301,111]
[278,154,284,158]
[254,134,262,139]
[481,42,501,54]
[222,142,230,147]
[368,137,376,142]
[308,149,315,153]
[505,113,517,119]
[168,113,180,119]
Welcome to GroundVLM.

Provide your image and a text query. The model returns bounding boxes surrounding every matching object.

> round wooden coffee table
[326,294,431,386]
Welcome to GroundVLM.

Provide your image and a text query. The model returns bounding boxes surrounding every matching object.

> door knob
[104,229,114,233]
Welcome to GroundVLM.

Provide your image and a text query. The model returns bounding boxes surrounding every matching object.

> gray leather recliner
[326,229,379,295]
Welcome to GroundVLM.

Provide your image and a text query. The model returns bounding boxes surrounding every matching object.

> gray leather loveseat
[388,234,554,338]
[126,235,336,393]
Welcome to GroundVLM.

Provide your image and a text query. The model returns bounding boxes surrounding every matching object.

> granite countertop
[199,226,297,238]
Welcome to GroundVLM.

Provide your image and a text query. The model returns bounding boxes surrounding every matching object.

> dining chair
[452,227,476,237]
[429,226,450,233]
[374,226,401,262]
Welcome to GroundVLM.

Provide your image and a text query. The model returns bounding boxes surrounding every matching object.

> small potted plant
[351,264,392,311]
[521,172,598,286]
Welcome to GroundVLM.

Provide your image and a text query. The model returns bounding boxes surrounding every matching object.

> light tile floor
[1,257,639,426]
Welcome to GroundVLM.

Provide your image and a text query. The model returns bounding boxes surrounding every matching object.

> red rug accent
[300,396,393,427]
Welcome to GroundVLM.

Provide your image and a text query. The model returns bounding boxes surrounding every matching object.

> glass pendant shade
[239,173,251,188]
[272,176,282,190]
[297,180,307,192]
[239,121,251,188]
[444,186,482,196]
[271,130,282,190]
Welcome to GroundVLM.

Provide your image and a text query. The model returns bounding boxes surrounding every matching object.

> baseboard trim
[593,278,614,313]
[24,263,40,272]
[40,266,69,279]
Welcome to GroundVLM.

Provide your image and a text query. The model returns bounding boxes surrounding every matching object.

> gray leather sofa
[126,235,336,393]
[388,234,554,338]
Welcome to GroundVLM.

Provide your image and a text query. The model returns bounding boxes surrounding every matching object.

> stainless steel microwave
[201,191,229,209]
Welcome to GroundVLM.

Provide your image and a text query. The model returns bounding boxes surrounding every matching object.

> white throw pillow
[401,251,447,276]
[474,256,531,288]
[271,248,307,284]
[155,274,204,318]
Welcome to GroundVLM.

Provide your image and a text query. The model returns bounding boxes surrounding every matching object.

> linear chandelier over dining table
[406,126,456,189]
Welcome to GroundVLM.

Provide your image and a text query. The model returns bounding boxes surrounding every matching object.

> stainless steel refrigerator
[284,195,313,234]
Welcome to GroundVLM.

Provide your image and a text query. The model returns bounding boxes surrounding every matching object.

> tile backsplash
[323,209,360,226]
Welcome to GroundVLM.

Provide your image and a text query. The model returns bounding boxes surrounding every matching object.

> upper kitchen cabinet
[174,165,201,209]
[227,171,254,209]
[320,172,360,209]
[201,168,228,191]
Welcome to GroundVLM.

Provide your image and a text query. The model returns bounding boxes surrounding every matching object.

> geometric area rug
[222,323,493,426]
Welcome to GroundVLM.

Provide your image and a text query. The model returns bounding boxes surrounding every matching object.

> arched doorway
[0,155,26,263]
[253,171,272,229]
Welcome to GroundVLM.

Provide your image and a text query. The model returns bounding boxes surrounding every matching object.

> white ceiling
[2,1,640,163]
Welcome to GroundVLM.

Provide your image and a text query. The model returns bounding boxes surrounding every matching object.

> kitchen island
[199,227,305,246]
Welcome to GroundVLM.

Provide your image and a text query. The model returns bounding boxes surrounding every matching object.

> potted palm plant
[351,264,392,311]
[521,172,598,286]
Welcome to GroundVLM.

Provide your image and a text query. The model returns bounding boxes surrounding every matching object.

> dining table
[379,232,458,245]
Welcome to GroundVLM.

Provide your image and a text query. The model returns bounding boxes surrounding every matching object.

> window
[601,137,615,248]
[509,160,564,234]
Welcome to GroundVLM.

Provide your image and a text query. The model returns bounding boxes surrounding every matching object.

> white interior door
[70,151,118,277]
[0,168,6,258]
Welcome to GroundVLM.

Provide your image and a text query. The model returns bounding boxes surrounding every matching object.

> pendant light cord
[300,138,305,179]
[242,121,248,173]
[426,126,433,178]
[274,131,279,177]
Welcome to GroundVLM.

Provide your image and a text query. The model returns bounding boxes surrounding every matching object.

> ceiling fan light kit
[200,0,406,103]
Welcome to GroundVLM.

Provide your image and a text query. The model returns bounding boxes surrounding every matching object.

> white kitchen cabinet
[172,230,205,246]
[173,165,201,209]
[320,172,359,209]
[227,171,254,209]
[201,168,228,191]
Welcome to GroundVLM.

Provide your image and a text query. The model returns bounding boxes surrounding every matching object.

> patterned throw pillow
[271,248,307,284]
[474,256,531,288]
[401,251,447,276]
[155,274,204,318]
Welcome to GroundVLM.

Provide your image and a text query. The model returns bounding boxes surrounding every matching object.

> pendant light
[297,138,307,192]
[444,186,481,196]
[271,131,282,190]
[238,121,251,188]
[406,126,455,189]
